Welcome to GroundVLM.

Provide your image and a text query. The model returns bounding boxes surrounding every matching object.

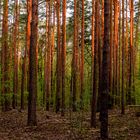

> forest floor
[0,108,140,140]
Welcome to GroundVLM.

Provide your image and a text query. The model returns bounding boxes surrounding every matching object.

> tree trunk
[21,0,32,110]
[28,0,38,126]
[100,0,110,138]
[121,0,125,114]
[71,0,78,112]
[1,0,11,111]
[80,0,84,110]
[128,0,134,105]
[56,0,61,113]
[61,0,66,116]
[46,1,52,111]
[50,4,55,106]
[13,0,19,109]
[114,0,119,105]
[125,0,129,106]
[91,0,99,128]
[109,0,113,107]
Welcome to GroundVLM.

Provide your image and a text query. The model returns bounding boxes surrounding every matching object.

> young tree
[100,0,110,138]
[28,0,38,126]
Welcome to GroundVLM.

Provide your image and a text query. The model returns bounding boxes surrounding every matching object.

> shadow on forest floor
[0,108,139,140]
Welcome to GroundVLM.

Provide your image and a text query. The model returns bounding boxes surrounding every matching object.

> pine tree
[21,0,32,110]
[100,0,110,138]
[1,0,11,111]
[13,0,19,109]
[56,0,61,113]
[28,0,38,126]
[61,0,66,116]
[91,0,99,128]
[121,0,125,114]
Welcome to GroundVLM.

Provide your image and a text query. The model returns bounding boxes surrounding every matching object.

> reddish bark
[21,0,32,110]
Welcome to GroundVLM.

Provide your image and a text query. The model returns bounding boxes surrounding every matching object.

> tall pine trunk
[61,0,66,116]
[56,0,61,113]
[1,0,10,111]
[46,1,51,111]
[28,0,38,126]
[13,0,19,109]
[91,0,99,128]
[71,0,78,112]
[128,0,134,105]
[100,0,110,138]
[121,0,125,114]
[21,0,32,110]
[80,0,84,109]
